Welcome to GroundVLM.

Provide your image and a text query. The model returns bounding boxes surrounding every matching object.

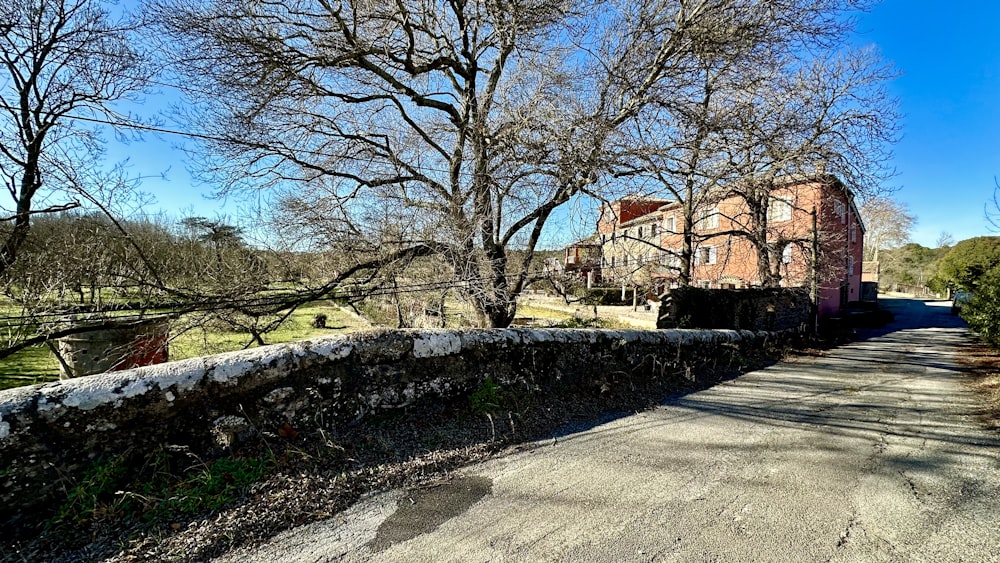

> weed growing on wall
[51,454,129,528]
[48,447,274,539]
[470,377,504,413]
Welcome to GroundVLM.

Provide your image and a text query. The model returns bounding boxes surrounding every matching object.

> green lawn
[515,304,575,321]
[0,299,585,391]
[0,346,60,390]
[0,301,369,391]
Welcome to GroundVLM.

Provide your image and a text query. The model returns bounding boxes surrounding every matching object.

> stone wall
[658,287,811,331]
[0,327,798,529]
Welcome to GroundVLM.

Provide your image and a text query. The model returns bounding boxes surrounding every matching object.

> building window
[834,200,846,224]
[651,224,658,237]
[782,245,792,264]
[638,226,644,238]
[768,197,793,222]
[660,251,680,268]
[848,255,855,276]
[664,215,676,233]
[850,223,857,243]
[697,246,717,265]
[695,207,719,230]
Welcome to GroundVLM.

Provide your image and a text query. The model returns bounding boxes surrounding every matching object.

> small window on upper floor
[768,197,793,223]
[695,206,719,230]
[664,215,676,233]
[638,226,644,238]
[850,223,857,243]
[697,246,717,265]
[651,224,658,237]
[834,200,846,224]
[847,255,855,276]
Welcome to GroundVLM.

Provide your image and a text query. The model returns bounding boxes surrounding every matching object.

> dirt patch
[957,344,1000,429]
[368,475,492,552]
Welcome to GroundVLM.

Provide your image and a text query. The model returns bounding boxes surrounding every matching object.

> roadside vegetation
[931,235,1000,428]
[939,237,1000,346]
[958,345,1000,430]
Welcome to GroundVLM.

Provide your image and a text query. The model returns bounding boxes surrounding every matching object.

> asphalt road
[220,297,1000,562]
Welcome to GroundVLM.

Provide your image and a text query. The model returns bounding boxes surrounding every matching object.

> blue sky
[109,0,1000,248]
[851,0,1000,245]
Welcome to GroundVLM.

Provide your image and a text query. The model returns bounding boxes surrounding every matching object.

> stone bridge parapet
[0,327,798,529]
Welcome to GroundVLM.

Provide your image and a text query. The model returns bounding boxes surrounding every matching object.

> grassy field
[515,304,575,320]
[0,301,370,391]
[0,299,608,391]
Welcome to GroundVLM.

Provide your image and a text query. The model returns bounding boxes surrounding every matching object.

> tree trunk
[752,189,778,288]
[0,150,39,279]
[680,198,694,286]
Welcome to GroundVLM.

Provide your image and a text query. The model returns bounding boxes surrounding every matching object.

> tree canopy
[937,236,1000,290]
[150,0,896,323]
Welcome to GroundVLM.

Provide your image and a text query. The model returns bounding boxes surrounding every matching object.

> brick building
[569,175,865,319]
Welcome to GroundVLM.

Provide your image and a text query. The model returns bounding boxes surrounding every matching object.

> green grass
[50,448,274,531]
[170,300,368,360]
[0,298,612,391]
[0,345,60,390]
[0,300,369,390]
[514,304,574,321]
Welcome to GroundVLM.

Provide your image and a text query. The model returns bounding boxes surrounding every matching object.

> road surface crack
[899,470,924,501]
[835,514,861,549]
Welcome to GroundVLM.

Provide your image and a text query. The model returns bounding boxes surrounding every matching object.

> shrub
[470,377,503,413]
[961,265,1000,346]
[311,313,328,329]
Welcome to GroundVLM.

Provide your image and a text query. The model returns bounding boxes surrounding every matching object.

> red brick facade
[576,176,864,319]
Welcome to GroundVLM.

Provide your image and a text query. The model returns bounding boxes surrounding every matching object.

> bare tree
[715,47,900,287]
[0,0,152,279]
[603,2,887,289]
[860,195,915,262]
[936,231,955,249]
[151,0,869,327]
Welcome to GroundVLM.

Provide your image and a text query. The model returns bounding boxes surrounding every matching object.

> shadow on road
[546,297,999,470]
[854,297,968,339]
